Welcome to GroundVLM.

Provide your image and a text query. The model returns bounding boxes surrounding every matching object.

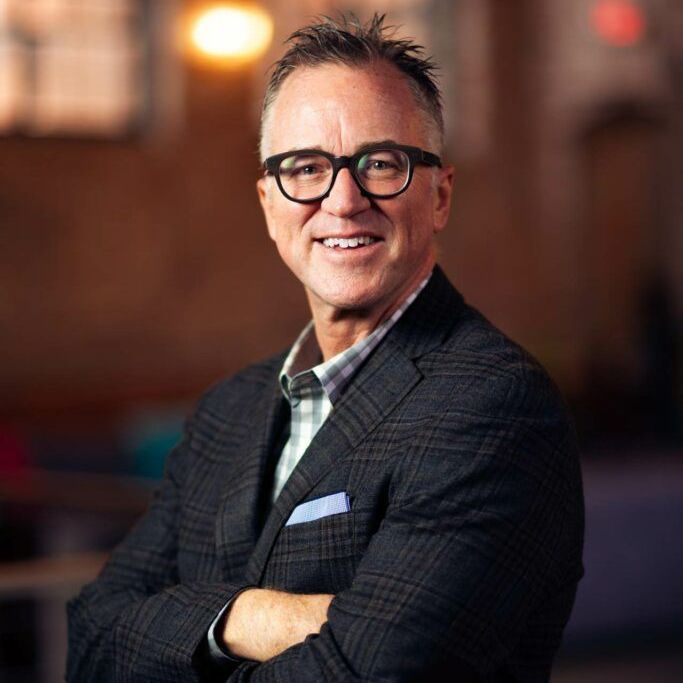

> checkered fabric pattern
[272,275,430,502]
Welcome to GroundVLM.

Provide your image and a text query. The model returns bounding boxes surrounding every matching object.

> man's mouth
[320,236,379,249]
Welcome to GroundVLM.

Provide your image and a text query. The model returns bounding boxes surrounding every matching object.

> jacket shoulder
[416,301,580,478]
[427,303,560,396]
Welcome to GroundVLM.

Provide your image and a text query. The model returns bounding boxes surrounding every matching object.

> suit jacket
[66,266,584,683]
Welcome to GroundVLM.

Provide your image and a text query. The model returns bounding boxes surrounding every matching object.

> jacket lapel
[245,266,465,583]
[214,365,289,579]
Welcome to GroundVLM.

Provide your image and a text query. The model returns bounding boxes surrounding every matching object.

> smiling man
[67,14,584,683]
[257,60,451,356]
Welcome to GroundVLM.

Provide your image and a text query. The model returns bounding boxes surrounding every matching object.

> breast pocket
[263,511,357,594]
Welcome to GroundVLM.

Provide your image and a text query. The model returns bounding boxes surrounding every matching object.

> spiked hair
[259,13,444,159]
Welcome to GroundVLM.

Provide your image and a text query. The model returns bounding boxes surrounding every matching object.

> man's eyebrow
[281,139,402,155]
[283,145,326,154]
[355,139,400,151]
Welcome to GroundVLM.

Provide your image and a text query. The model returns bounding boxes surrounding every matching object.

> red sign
[591,0,646,47]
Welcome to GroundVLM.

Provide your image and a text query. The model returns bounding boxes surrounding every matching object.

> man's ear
[256,177,277,241]
[432,164,454,234]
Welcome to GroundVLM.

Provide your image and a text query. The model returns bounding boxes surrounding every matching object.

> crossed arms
[222,588,333,661]
[66,358,583,682]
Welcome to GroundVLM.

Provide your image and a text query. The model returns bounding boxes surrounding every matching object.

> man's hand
[222,588,334,662]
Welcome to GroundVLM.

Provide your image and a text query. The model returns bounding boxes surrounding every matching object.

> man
[67,14,583,683]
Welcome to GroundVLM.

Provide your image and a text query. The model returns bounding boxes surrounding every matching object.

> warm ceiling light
[188,4,273,64]
[590,0,646,47]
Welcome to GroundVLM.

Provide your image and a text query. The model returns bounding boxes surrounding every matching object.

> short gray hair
[259,13,444,160]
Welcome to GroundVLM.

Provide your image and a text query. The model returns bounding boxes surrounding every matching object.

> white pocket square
[285,491,351,526]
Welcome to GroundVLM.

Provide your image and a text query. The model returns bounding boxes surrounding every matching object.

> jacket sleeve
[65,414,247,683]
[226,367,584,682]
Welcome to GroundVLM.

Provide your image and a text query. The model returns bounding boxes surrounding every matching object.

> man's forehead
[273,61,412,107]
[264,62,426,152]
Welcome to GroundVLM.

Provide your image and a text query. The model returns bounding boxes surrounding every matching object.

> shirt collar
[280,272,431,405]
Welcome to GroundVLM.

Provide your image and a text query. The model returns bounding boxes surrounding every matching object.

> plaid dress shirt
[272,274,431,502]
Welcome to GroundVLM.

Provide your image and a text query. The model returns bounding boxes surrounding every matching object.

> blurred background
[0,0,681,681]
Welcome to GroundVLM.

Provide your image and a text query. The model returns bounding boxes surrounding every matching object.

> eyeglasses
[263,144,442,204]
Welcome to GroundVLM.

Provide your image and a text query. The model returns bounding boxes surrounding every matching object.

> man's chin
[306,283,386,317]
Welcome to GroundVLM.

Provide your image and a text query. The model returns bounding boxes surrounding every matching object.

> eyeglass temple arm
[421,150,442,167]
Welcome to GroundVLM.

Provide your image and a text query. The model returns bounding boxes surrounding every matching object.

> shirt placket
[273,371,328,501]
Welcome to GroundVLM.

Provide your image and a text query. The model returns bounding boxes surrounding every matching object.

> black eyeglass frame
[263,144,442,204]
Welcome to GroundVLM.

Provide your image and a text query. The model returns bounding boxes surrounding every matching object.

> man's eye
[294,164,321,175]
[360,152,404,176]
[370,160,391,171]
[281,158,327,178]
[367,157,398,170]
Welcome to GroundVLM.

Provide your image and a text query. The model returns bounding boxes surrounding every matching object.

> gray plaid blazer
[66,267,584,682]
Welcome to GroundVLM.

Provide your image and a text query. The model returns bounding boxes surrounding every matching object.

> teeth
[322,236,377,249]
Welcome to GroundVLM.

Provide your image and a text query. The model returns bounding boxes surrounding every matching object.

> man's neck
[310,311,388,362]
[307,263,433,361]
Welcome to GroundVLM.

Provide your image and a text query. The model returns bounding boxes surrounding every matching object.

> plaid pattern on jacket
[66,266,584,682]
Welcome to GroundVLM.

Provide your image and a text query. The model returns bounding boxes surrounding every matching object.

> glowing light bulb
[188,4,273,64]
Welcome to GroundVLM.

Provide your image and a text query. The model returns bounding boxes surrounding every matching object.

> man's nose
[320,168,371,216]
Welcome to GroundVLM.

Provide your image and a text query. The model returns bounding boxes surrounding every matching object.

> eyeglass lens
[278,149,410,201]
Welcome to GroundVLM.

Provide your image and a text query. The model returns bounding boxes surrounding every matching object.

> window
[0,0,147,137]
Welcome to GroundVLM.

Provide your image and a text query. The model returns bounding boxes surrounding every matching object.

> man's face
[257,62,453,321]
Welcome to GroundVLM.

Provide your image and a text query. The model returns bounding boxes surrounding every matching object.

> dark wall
[0,66,308,415]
